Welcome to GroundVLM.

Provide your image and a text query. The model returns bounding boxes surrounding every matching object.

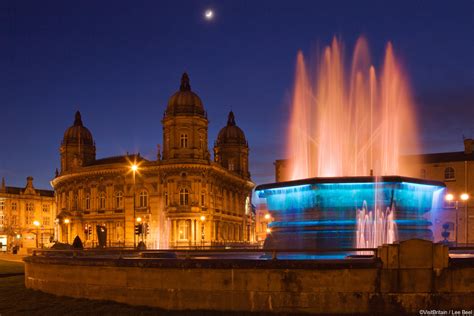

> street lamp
[200,215,206,247]
[33,220,40,248]
[130,163,138,248]
[461,193,470,244]
[64,218,70,244]
[264,213,271,220]
[445,193,470,245]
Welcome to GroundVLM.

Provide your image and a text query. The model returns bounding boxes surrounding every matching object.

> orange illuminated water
[286,37,417,180]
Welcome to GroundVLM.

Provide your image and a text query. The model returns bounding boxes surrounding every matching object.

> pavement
[0,253,26,263]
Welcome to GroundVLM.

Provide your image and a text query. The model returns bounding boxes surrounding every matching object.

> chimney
[464,138,473,155]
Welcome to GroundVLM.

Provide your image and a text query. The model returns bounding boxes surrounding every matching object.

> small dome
[62,111,94,146]
[216,111,247,146]
[165,73,205,116]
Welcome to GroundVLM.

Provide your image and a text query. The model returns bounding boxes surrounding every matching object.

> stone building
[0,177,56,252]
[52,73,255,248]
[401,139,474,244]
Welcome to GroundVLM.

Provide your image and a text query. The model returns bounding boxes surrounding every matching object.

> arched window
[420,169,426,179]
[180,188,189,206]
[444,167,455,181]
[201,191,205,207]
[139,191,148,208]
[85,194,91,210]
[180,134,188,148]
[164,192,169,206]
[99,192,106,209]
[115,191,123,209]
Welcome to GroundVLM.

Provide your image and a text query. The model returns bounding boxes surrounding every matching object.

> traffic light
[145,223,149,235]
[135,224,143,235]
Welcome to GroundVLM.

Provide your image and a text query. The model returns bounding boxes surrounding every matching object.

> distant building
[0,177,56,253]
[52,73,255,248]
[401,139,474,244]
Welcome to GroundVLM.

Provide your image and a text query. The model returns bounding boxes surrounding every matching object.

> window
[42,204,49,212]
[26,202,34,211]
[0,200,4,211]
[445,167,455,181]
[139,191,148,208]
[179,188,189,206]
[420,169,426,179]
[178,221,189,240]
[228,159,235,171]
[11,215,17,226]
[85,194,91,210]
[25,203,34,225]
[73,194,78,209]
[43,216,50,226]
[164,192,169,206]
[201,192,206,207]
[115,191,124,209]
[99,192,106,209]
[180,134,188,148]
[11,202,17,211]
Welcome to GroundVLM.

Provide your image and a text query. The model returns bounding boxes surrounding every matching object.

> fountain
[256,37,445,250]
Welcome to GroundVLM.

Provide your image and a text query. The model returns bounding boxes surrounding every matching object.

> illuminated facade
[52,73,255,248]
[0,177,56,252]
[401,139,474,244]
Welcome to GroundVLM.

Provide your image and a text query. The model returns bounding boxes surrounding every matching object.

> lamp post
[461,193,470,244]
[64,218,70,244]
[33,220,40,248]
[136,217,142,243]
[446,193,470,245]
[200,215,206,247]
[131,163,138,248]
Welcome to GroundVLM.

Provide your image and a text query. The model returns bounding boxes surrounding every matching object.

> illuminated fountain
[256,37,445,250]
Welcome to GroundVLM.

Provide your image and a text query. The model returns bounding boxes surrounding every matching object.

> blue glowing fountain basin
[255,176,446,250]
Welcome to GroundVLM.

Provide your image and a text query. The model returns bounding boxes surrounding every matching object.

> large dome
[216,111,247,146]
[62,111,94,146]
[165,73,205,116]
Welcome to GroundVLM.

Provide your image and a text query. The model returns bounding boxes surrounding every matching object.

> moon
[204,9,214,20]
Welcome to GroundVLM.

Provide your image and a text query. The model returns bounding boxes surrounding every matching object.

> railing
[30,247,379,260]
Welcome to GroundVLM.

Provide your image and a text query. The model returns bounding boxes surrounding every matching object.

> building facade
[52,73,255,248]
[401,139,474,245]
[0,177,56,252]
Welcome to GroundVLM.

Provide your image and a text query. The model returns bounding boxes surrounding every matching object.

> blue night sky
[1,0,473,189]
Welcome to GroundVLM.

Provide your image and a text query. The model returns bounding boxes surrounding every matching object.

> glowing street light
[200,215,206,246]
[445,193,471,245]
[33,220,40,248]
[136,217,142,223]
[64,218,70,244]
[130,162,139,248]
[266,228,271,234]
[264,213,271,220]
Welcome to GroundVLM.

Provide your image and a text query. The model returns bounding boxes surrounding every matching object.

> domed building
[52,73,255,248]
